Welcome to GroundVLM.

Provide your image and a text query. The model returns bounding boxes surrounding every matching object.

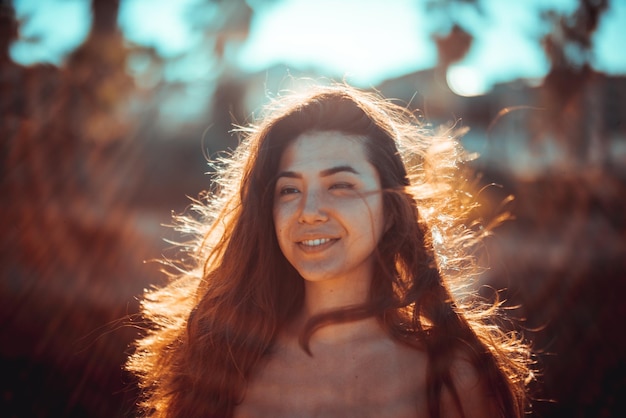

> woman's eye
[279,186,300,195]
[330,182,355,190]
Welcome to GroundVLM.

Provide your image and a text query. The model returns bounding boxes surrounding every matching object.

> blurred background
[0,0,624,416]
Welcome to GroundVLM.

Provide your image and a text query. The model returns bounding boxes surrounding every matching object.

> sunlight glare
[237,0,436,86]
[447,64,488,97]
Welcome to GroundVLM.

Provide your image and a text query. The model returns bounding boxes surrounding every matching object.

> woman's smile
[297,237,339,253]
[299,237,335,247]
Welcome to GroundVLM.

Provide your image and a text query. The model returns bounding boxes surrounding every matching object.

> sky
[9,0,626,96]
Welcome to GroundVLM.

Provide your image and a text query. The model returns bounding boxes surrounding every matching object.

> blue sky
[10,0,626,95]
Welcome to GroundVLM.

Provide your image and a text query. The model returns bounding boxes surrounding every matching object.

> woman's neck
[289,276,383,347]
[301,273,370,313]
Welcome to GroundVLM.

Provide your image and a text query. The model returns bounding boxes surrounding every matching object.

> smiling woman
[127,82,535,417]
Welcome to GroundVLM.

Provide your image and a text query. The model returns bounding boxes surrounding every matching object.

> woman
[127,83,534,417]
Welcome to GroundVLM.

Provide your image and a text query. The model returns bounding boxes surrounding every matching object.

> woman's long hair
[127,83,534,417]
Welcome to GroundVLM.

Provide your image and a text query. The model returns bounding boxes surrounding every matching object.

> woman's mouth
[300,238,332,247]
[298,238,338,252]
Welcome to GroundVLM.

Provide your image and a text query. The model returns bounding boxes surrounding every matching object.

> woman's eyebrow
[276,165,360,180]
[276,171,301,180]
[320,165,359,177]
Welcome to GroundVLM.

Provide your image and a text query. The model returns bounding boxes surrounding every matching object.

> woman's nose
[298,188,329,224]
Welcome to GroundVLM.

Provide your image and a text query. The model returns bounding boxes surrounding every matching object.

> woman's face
[273,131,386,285]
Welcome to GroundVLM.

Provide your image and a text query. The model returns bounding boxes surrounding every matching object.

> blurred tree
[0,0,160,416]
[434,24,473,73]
[540,0,611,166]
[426,0,478,85]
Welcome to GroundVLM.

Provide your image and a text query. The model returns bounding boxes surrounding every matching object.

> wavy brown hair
[127,83,534,417]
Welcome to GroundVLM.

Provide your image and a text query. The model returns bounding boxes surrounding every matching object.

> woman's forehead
[278,131,371,171]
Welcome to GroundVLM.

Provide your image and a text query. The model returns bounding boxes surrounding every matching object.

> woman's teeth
[301,238,332,247]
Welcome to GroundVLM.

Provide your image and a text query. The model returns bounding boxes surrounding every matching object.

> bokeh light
[10,0,91,65]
